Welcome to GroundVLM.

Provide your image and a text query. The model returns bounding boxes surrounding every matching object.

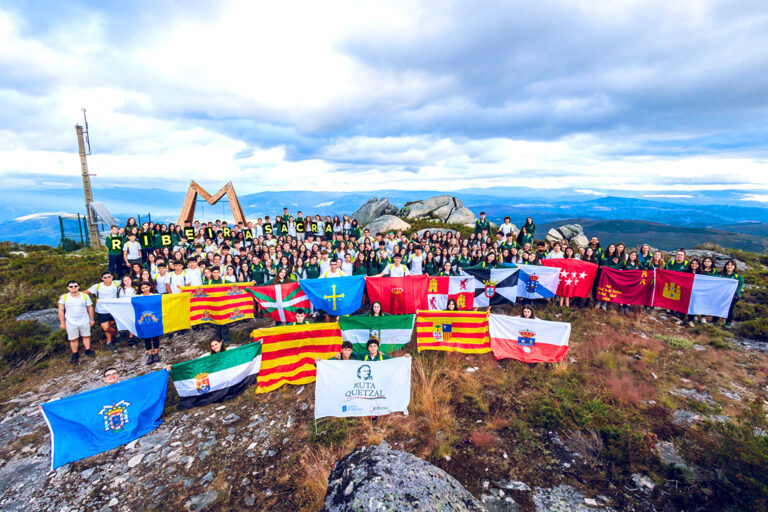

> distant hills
[1,184,767,251]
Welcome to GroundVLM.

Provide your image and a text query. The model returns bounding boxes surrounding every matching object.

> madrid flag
[366,275,429,315]
[653,269,737,317]
[596,268,655,306]
[426,276,474,310]
[489,314,571,363]
[541,259,598,298]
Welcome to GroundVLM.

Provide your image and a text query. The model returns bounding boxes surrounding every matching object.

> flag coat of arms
[653,269,738,317]
[299,275,366,316]
[596,268,655,306]
[169,343,262,409]
[40,370,169,470]
[489,314,571,363]
[366,275,429,315]
[252,323,342,393]
[541,259,598,298]
[180,283,255,325]
[100,294,190,337]
[517,266,560,299]
[460,268,519,307]
[315,358,412,419]
[416,310,490,353]
[246,282,311,323]
[339,315,415,357]
[426,276,475,310]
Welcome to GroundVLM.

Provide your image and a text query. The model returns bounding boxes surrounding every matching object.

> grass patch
[656,334,695,349]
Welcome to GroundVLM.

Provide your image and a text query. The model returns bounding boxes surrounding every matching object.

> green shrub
[737,318,768,341]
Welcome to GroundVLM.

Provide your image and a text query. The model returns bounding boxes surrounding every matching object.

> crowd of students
[58,209,744,365]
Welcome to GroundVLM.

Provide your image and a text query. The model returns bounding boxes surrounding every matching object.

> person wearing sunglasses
[57,280,96,364]
[103,367,120,385]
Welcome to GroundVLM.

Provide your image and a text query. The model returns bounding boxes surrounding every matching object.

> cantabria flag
[169,343,262,409]
[339,315,415,357]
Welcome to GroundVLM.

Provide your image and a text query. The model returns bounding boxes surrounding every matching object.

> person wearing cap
[333,341,355,360]
[474,211,491,236]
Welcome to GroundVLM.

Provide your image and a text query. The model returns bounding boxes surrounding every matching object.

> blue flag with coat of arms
[40,370,169,470]
[517,266,560,299]
[298,275,366,316]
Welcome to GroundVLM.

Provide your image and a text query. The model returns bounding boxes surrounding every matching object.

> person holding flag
[720,260,743,329]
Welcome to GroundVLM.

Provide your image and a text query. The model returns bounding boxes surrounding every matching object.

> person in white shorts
[57,280,95,364]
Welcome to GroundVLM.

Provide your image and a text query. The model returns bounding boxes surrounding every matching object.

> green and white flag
[338,315,415,356]
[169,343,262,409]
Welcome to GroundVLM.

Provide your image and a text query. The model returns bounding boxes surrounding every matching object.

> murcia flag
[314,358,412,419]
[596,268,654,306]
[653,269,738,318]
[517,266,560,299]
[541,259,598,298]
[416,310,490,353]
[489,314,571,363]
[460,268,519,307]
[426,276,474,310]
[246,282,311,323]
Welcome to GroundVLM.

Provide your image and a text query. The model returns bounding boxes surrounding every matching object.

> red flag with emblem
[426,276,474,310]
[365,275,429,315]
[596,268,655,306]
[541,259,598,298]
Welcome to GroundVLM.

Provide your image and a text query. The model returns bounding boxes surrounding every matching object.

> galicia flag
[40,370,169,470]
[517,266,560,299]
[489,314,571,363]
[541,259,598,298]
[460,267,519,306]
[299,275,366,316]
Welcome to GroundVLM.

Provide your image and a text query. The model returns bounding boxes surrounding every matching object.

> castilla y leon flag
[416,310,490,353]
[246,282,311,323]
[180,283,255,325]
[653,269,737,317]
[365,275,429,315]
[541,259,598,298]
[425,276,475,310]
[488,314,571,363]
[252,323,342,393]
[596,268,655,306]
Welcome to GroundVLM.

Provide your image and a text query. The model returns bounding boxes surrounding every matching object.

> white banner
[314,357,412,419]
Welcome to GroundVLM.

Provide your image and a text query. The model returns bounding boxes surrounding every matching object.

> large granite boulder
[545,224,587,248]
[323,441,486,512]
[683,250,746,271]
[446,207,477,226]
[398,196,478,226]
[351,198,395,226]
[16,308,59,330]
[364,215,411,235]
[416,228,458,238]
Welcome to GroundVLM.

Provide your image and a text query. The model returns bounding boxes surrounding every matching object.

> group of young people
[58,209,744,365]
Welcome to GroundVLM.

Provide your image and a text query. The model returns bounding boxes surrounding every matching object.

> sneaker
[688,321,695,327]
[724,323,732,330]
[701,318,708,324]
[106,343,117,351]
[601,303,608,311]
[70,352,79,364]
[84,349,96,357]
[153,353,161,363]
[145,354,154,365]
[675,319,683,325]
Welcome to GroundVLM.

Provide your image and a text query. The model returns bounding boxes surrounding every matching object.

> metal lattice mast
[75,123,100,249]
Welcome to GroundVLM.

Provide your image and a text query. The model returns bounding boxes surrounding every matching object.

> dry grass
[409,356,458,457]
[295,445,343,511]
[470,428,499,450]
[604,370,656,405]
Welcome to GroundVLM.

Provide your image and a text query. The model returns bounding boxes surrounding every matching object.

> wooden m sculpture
[177,181,246,226]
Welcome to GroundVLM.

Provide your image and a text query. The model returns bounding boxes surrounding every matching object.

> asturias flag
[299,275,365,316]
[596,268,654,306]
[416,310,490,353]
[366,275,429,315]
[40,370,168,470]
[517,266,560,299]
[489,314,571,363]
[460,267,519,306]
[100,294,190,337]
[246,282,311,323]
[653,269,738,317]
[426,276,474,310]
[169,343,262,409]
[339,315,415,357]
[541,259,598,298]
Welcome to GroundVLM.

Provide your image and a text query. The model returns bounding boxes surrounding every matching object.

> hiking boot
[84,349,96,357]
[146,354,154,365]
[724,322,732,330]
[153,353,161,363]
[70,352,80,364]
[106,343,117,351]
[675,319,683,325]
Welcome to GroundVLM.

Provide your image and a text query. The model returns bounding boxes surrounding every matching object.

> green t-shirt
[106,235,124,256]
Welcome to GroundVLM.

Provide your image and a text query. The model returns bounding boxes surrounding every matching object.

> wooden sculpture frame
[177,180,246,226]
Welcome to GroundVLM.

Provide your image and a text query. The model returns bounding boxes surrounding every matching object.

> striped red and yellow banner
[251,322,342,394]
[179,283,255,325]
[416,310,490,354]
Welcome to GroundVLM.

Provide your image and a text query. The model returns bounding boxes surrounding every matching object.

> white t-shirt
[383,263,410,277]
[322,269,344,278]
[58,293,92,326]
[123,240,142,260]
[319,259,331,274]
[87,282,118,314]
[168,272,189,293]
[499,223,515,236]
[409,254,424,275]
[546,251,564,260]
[224,275,237,283]
[155,273,171,294]
[118,287,136,298]
[341,261,353,276]
[185,267,203,286]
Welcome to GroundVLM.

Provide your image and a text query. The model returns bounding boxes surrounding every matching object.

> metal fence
[58,213,152,252]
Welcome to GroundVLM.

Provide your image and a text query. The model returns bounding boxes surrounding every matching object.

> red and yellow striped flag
[179,283,255,325]
[251,323,342,394]
[416,310,490,354]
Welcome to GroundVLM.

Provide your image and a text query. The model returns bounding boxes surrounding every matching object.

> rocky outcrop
[323,441,486,512]
[351,198,398,226]
[545,224,589,249]
[16,308,59,330]
[683,250,746,271]
[399,196,478,226]
[363,215,411,235]
[416,228,458,238]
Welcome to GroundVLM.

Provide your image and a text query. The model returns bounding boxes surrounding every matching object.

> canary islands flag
[100,294,191,337]
[40,370,169,470]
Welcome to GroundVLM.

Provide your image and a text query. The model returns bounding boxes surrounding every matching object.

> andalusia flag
[339,315,415,357]
[169,343,262,409]
[246,282,311,323]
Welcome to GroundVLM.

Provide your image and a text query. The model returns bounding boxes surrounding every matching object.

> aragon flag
[596,268,654,306]
[425,276,474,310]
[179,283,255,325]
[169,343,262,409]
[416,310,490,353]
[460,267,519,307]
[246,282,311,323]
[365,275,429,315]
[653,269,737,317]
[541,259,598,298]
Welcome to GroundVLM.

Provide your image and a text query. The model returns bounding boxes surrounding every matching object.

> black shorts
[97,312,114,324]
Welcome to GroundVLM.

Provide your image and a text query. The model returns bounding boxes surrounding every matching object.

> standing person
[409,246,425,275]
[368,301,387,316]
[521,217,536,239]
[352,252,369,276]
[665,249,689,271]
[322,258,344,278]
[168,260,190,293]
[154,262,171,294]
[474,212,491,236]
[720,260,743,329]
[117,275,137,297]
[333,341,355,360]
[122,232,143,270]
[341,253,354,276]
[105,225,124,277]
[136,281,162,364]
[85,272,120,350]
[58,280,95,364]
[375,253,410,277]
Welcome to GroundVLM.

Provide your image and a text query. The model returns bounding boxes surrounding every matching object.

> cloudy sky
[1,0,768,196]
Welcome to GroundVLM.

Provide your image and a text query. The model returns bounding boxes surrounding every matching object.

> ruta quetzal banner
[299,275,366,316]
[653,269,737,317]
[100,294,190,337]
[251,323,342,393]
[596,268,654,306]
[246,282,311,323]
[40,370,169,470]
[365,275,429,315]
[416,310,490,353]
[541,259,598,298]
[488,314,571,363]
[180,283,254,325]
